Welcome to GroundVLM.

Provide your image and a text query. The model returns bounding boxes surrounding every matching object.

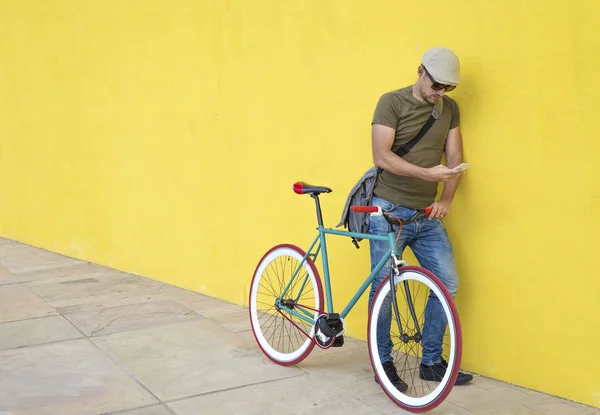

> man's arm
[440,126,463,201]
[371,124,462,182]
[426,126,464,219]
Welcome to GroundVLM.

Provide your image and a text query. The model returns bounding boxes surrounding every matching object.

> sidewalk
[0,237,597,415]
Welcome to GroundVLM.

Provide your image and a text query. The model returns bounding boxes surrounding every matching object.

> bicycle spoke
[263,267,280,299]
[259,309,280,330]
[272,257,285,295]
[258,283,278,299]
[279,256,289,293]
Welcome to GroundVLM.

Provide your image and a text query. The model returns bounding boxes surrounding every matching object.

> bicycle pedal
[332,335,344,347]
[316,313,344,337]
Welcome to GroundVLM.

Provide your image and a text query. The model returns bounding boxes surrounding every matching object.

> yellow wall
[1,0,599,407]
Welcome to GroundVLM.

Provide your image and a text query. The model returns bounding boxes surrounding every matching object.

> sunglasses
[422,66,456,92]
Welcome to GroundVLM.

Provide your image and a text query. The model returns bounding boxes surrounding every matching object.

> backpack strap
[376,111,437,175]
[393,114,436,157]
[391,98,443,158]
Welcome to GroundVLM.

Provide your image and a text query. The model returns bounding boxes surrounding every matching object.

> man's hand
[420,165,463,182]
[426,199,452,220]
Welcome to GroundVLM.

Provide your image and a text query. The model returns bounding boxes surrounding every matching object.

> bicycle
[248,181,462,412]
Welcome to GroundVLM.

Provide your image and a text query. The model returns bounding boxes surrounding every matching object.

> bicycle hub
[399,333,423,343]
[278,299,296,309]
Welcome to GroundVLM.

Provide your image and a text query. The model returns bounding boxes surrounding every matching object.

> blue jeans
[368,195,459,366]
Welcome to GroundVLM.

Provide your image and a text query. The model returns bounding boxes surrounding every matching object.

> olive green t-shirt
[372,86,460,209]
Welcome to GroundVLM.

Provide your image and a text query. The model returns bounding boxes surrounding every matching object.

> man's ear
[417,65,424,77]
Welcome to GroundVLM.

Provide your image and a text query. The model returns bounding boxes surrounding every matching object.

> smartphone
[454,163,472,170]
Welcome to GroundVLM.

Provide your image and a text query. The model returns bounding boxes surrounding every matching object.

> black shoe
[374,361,409,392]
[419,358,473,385]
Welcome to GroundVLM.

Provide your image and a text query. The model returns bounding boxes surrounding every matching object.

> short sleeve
[372,93,400,129]
[448,98,460,129]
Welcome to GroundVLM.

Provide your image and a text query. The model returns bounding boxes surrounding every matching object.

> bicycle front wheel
[368,266,462,413]
[249,244,324,366]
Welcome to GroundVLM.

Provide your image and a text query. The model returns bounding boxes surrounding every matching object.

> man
[368,47,473,391]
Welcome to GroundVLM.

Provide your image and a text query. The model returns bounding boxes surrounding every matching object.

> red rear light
[293,182,303,194]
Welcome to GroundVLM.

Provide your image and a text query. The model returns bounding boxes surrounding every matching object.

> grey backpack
[336,166,381,248]
[337,107,440,248]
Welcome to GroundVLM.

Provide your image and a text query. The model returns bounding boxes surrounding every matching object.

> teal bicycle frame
[276,194,398,325]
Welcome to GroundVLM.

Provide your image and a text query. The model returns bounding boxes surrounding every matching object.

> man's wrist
[413,166,429,180]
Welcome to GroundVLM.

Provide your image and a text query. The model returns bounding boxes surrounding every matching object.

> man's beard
[420,86,441,104]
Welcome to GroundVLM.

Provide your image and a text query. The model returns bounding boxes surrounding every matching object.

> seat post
[310,194,324,227]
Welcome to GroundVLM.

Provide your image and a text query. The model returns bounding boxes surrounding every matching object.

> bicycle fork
[389,254,423,343]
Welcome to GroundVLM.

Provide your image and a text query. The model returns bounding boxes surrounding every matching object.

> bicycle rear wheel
[249,244,324,366]
[368,266,462,413]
